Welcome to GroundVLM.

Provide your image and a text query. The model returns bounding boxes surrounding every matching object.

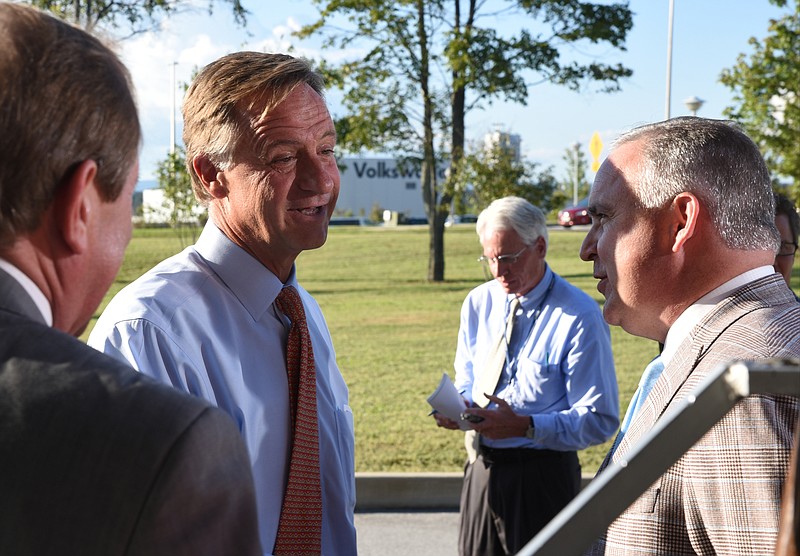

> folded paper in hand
[427,373,471,431]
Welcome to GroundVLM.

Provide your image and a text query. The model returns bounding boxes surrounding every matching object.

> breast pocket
[513,358,560,404]
[336,404,356,507]
[627,481,661,514]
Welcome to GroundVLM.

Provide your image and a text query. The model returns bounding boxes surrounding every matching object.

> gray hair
[476,196,548,248]
[614,117,779,251]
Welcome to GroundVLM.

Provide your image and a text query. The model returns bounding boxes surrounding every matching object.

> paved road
[355,511,460,556]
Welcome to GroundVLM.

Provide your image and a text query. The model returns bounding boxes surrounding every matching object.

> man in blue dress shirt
[89,52,356,555]
[434,196,619,555]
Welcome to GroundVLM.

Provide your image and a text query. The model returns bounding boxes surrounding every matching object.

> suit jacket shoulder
[0,312,260,555]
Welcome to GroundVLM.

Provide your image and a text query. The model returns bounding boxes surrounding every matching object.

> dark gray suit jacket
[0,269,261,555]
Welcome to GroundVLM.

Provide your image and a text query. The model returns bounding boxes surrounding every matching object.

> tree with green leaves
[25,0,246,33]
[720,0,799,202]
[453,140,557,216]
[155,146,205,246]
[299,0,632,281]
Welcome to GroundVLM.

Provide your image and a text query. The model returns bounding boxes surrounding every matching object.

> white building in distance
[336,157,446,220]
[138,156,468,224]
[483,128,521,162]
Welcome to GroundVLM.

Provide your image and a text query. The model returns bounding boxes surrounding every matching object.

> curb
[355,472,593,512]
[356,472,463,511]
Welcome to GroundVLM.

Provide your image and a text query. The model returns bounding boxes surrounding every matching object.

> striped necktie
[273,286,323,554]
[474,296,521,408]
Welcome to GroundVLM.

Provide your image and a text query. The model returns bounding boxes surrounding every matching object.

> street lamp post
[572,142,580,207]
[665,0,675,119]
[170,61,177,155]
[684,95,704,116]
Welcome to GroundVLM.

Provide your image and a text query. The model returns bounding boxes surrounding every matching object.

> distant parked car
[557,198,590,227]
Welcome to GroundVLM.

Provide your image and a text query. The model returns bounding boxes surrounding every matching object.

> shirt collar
[662,265,774,363]
[513,265,555,308]
[0,258,52,326]
[194,222,298,322]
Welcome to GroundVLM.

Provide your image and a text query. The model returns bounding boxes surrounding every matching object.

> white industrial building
[138,188,207,225]
[137,129,520,224]
[336,157,443,220]
[138,156,441,223]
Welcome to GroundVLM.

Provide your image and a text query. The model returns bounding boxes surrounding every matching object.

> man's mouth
[290,195,331,217]
[294,205,323,216]
[595,276,608,295]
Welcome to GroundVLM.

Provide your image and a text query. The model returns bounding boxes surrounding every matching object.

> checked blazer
[588,274,800,556]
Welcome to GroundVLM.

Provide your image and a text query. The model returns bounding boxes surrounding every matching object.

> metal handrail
[518,358,800,556]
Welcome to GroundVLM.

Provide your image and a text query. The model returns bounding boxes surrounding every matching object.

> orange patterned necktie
[273,286,323,554]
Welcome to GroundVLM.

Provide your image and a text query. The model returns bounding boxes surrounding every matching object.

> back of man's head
[0,3,140,247]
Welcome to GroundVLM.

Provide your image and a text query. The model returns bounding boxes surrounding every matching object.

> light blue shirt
[609,354,665,457]
[88,223,356,556]
[454,266,619,451]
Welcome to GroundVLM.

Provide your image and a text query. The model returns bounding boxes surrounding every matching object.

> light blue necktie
[610,354,665,456]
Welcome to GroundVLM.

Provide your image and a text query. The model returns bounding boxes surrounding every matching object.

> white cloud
[119,9,317,178]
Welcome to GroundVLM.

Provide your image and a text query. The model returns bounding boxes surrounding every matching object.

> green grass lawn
[85,224,663,474]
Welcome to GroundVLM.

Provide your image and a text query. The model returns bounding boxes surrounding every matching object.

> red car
[557,198,590,227]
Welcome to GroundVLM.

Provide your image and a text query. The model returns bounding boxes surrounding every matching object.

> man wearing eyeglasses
[774,192,799,297]
[433,196,619,556]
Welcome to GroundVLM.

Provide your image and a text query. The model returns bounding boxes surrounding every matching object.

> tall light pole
[170,61,177,155]
[664,0,675,120]
[572,142,580,207]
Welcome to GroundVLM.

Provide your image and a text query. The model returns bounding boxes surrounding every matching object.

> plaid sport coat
[588,274,800,555]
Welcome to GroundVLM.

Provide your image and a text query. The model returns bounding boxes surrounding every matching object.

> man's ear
[535,234,547,258]
[193,155,228,199]
[55,159,98,255]
[671,192,700,253]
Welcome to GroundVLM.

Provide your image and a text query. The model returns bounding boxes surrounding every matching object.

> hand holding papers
[427,373,471,431]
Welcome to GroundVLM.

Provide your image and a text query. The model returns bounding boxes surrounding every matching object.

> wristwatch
[525,416,535,439]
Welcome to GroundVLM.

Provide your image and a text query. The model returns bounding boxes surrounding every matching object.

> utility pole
[170,61,177,155]
[572,142,580,207]
[664,0,675,119]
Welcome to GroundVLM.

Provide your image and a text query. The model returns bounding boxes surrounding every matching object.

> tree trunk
[416,0,445,282]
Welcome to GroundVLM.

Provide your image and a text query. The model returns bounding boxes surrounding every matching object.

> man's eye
[270,155,295,166]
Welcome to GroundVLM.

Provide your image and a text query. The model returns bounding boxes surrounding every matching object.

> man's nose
[297,154,337,193]
[579,228,596,261]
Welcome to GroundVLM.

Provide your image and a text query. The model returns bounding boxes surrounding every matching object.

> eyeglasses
[777,241,798,257]
[478,247,527,266]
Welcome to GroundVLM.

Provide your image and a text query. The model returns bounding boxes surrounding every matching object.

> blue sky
[119,0,791,184]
